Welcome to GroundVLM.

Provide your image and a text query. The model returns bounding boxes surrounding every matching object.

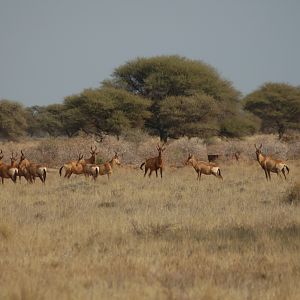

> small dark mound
[282,182,300,205]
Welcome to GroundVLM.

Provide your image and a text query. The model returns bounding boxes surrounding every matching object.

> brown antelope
[140,144,166,178]
[233,151,241,161]
[79,152,121,180]
[185,154,223,180]
[18,150,47,183]
[27,162,47,183]
[18,150,31,182]
[254,144,289,181]
[59,146,98,178]
[0,151,18,184]
[59,153,85,178]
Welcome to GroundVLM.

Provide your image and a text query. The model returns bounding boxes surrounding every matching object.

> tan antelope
[185,154,223,180]
[0,151,18,184]
[27,162,47,183]
[18,150,31,182]
[59,146,98,178]
[254,144,289,181]
[140,144,165,178]
[59,153,85,178]
[18,150,47,183]
[96,152,121,180]
[79,152,121,180]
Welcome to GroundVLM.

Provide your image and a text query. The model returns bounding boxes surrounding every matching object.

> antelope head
[76,153,84,166]
[157,143,166,155]
[254,144,263,155]
[185,153,194,165]
[20,150,26,162]
[112,152,121,166]
[90,146,98,156]
[10,151,18,166]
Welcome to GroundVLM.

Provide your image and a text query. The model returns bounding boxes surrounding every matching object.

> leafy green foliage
[160,93,220,138]
[244,83,300,139]
[105,55,241,139]
[220,113,261,138]
[63,88,151,137]
[0,100,28,140]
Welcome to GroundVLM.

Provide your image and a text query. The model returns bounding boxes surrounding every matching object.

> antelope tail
[284,165,290,174]
[59,166,64,176]
[43,169,47,183]
[140,162,145,170]
[218,169,223,180]
[95,167,99,177]
[13,170,18,183]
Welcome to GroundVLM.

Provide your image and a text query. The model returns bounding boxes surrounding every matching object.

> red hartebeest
[254,144,289,181]
[18,150,31,182]
[59,146,98,178]
[0,150,18,184]
[140,144,165,178]
[185,154,223,180]
[83,152,121,180]
[18,150,47,183]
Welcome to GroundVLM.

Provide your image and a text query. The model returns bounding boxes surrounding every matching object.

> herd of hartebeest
[0,143,290,184]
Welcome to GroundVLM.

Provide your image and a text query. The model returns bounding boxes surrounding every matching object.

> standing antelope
[59,146,98,178]
[185,154,223,180]
[140,144,165,178]
[254,144,289,181]
[80,152,121,180]
[0,151,18,184]
[27,162,47,183]
[18,150,31,182]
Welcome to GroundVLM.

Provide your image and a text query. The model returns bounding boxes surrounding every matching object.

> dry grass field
[1,159,300,300]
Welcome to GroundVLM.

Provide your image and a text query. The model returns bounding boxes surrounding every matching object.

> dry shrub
[166,137,207,166]
[130,220,173,238]
[0,223,12,240]
[282,182,300,205]
[0,133,299,168]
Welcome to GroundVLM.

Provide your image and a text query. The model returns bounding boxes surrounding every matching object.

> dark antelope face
[90,146,98,157]
[20,150,26,162]
[10,152,18,165]
[254,144,263,156]
[185,153,194,165]
[156,143,166,155]
[112,152,121,165]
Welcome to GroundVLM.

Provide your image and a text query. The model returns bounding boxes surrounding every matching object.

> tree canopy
[104,55,242,139]
[244,83,300,139]
[0,100,28,140]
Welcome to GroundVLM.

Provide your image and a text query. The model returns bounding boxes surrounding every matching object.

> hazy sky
[1,0,299,106]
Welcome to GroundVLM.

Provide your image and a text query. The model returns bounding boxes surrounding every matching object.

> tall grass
[0,159,300,299]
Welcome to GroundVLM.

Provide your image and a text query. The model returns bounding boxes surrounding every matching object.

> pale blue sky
[0,0,299,106]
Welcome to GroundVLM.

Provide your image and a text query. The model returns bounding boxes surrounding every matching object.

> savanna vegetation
[0,137,300,299]
[1,55,299,141]
[1,55,300,300]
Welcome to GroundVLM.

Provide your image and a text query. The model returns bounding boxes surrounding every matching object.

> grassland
[0,160,300,300]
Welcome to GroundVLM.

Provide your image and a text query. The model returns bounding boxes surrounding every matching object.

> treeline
[1,56,300,141]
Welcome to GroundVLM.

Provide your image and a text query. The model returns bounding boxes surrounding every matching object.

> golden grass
[1,161,300,300]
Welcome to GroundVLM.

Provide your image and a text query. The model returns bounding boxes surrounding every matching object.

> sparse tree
[0,99,28,140]
[104,55,241,139]
[244,83,300,139]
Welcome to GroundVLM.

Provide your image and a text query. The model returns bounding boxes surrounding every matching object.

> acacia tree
[63,87,151,138]
[160,93,220,138]
[104,55,241,140]
[244,83,300,139]
[0,99,28,140]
